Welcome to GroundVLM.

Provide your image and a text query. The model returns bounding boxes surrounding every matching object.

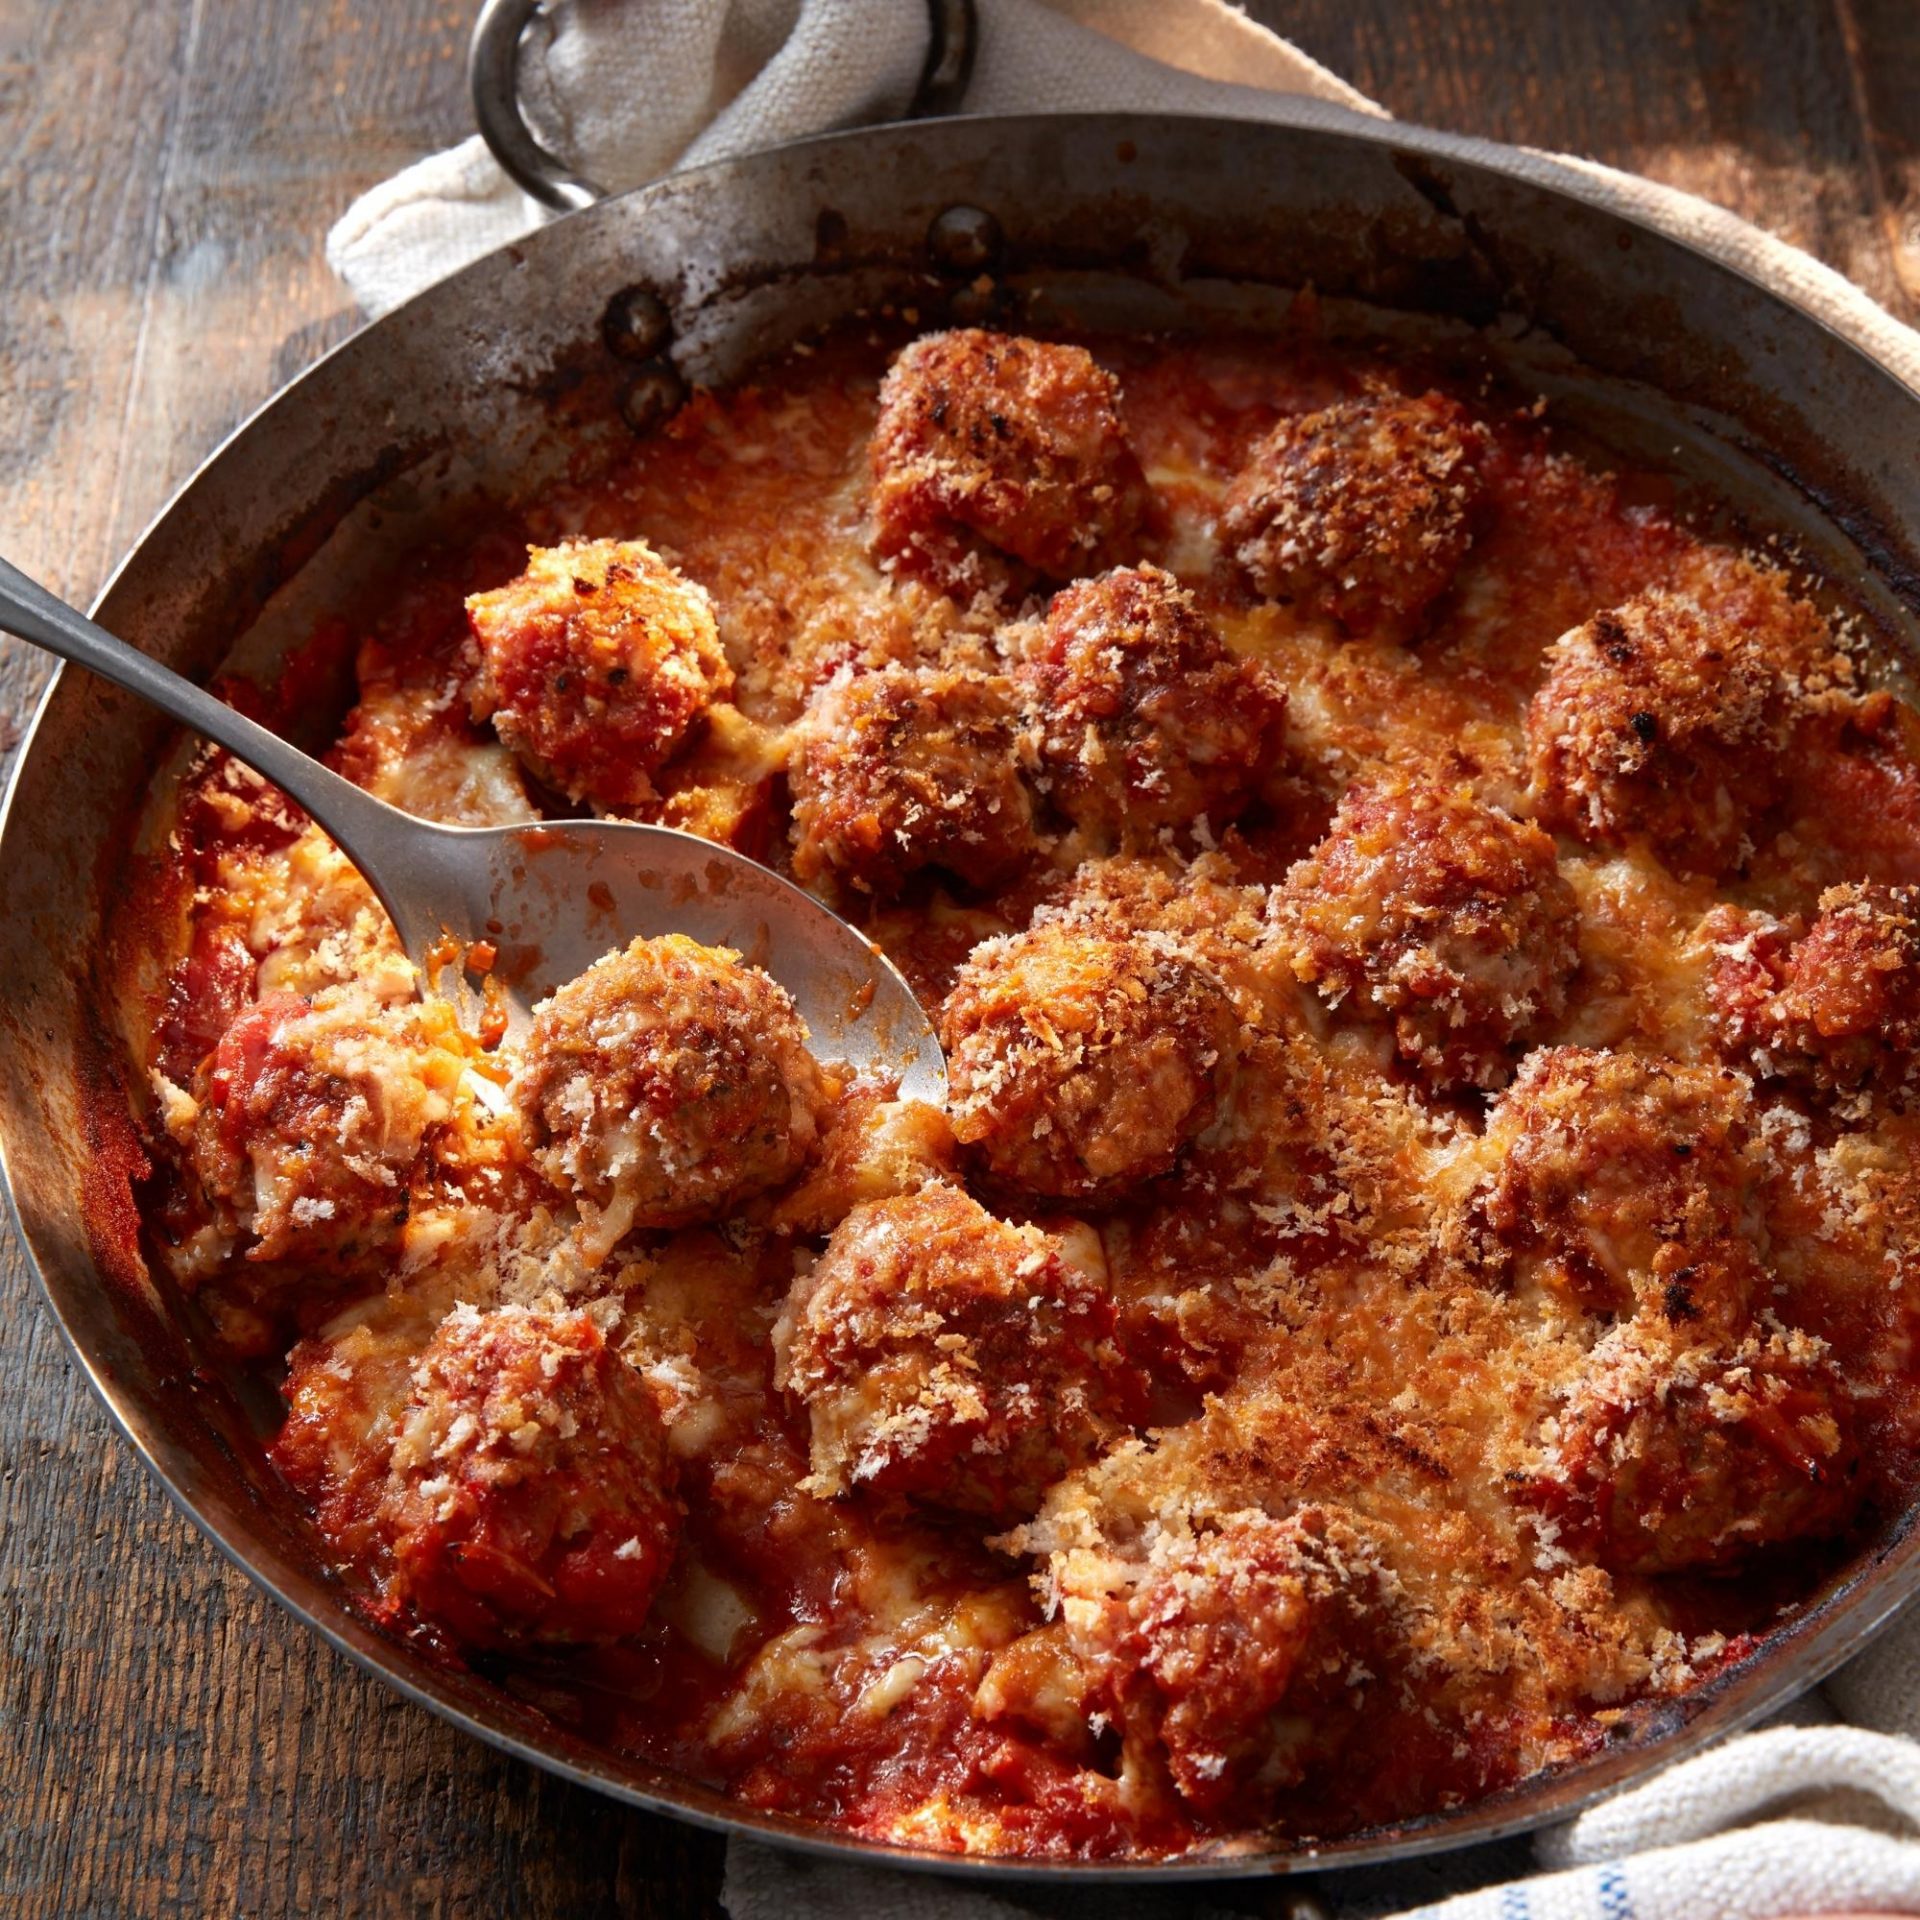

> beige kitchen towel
[328,0,1370,315]
[326,0,1920,407]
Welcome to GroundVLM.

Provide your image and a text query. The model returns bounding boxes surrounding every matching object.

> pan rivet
[604,286,674,363]
[815,208,851,264]
[620,363,687,437]
[928,204,1002,274]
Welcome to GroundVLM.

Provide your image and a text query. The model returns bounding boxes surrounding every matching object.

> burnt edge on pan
[4,113,1920,1881]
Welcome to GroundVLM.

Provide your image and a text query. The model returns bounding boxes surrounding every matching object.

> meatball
[1471,1048,1767,1326]
[787,664,1037,897]
[1276,775,1578,1090]
[1024,564,1289,846]
[940,923,1242,1200]
[1218,389,1491,640]
[466,537,733,812]
[775,1183,1135,1520]
[1706,885,1920,1097]
[182,990,472,1270]
[514,934,828,1252]
[274,1295,449,1566]
[1108,1510,1321,1812]
[867,329,1148,595]
[378,1303,682,1645]
[1017,1502,1381,1815]
[1526,590,1802,876]
[1537,1324,1860,1574]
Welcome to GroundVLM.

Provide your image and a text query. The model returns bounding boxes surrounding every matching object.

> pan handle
[468,0,976,212]
[468,0,600,210]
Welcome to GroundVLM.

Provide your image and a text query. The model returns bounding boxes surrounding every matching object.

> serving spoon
[0,557,946,1100]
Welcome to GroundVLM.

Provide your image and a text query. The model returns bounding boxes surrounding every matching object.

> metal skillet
[5,112,1920,1884]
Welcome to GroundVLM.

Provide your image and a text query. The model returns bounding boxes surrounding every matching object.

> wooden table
[1,3,1916,1912]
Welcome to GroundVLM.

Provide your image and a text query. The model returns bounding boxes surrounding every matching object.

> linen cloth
[327,4,1920,1913]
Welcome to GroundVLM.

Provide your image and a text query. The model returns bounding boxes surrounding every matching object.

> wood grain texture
[0,3,1916,1913]
[1836,0,1920,309]
[1284,0,1920,323]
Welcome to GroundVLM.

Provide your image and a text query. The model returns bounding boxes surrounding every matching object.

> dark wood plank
[1835,0,1920,311]
[1,5,1917,1915]
[0,0,193,765]
[1274,0,1920,321]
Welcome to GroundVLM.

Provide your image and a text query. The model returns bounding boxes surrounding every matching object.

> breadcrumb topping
[514,933,829,1258]
[1218,386,1491,641]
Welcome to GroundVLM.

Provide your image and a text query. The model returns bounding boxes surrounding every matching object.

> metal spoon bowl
[0,554,946,1100]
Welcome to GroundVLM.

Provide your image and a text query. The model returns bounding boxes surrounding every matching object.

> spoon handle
[0,552,415,925]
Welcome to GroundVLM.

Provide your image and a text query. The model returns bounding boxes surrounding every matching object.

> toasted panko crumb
[775,1183,1137,1520]
[941,922,1243,1200]
[514,933,829,1257]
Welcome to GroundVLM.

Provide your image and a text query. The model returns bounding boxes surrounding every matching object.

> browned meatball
[1026,1503,1381,1817]
[867,329,1148,596]
[1217,389,1491,641]
[376,1303,682,1646]
[514,934,828,1250]
[1526,590,1801,877]
[787,664,1036,897]
[181,990,473,1271]
[1276,775,1578,1090]
[467,538,734,813]
[1471,1047,1766,1326]
[940,923,1242,1200]
[1536,1324,1861,1574]
[1111,1510,1319,1811]
[776,1183,1136,1519]
[273,1295,448,1568]
[1024,564,1290,846]
[1705,884,1920,1097]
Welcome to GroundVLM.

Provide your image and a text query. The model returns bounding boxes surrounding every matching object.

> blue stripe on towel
[1597,1864,1634,1919]
[1500,1885,1531,1919]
